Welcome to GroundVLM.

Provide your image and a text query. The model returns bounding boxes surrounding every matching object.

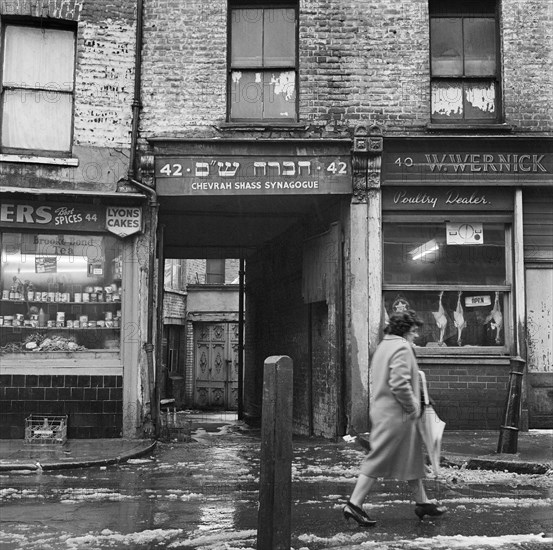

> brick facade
[1,374,122,439]
[163,290,187,323]
[139,0,552,140]
[184,259,240,285]
[0,0,142,439]
[139,1,552,434]
[0,0,136,189]
[419,359,511,430]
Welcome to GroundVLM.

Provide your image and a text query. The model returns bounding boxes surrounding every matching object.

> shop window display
[383,222,509,350]
[0,232,122,353]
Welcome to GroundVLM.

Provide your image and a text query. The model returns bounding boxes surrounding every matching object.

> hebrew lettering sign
[154,155,352,195]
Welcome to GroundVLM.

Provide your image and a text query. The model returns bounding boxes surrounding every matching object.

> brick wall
[140,0,552,140]
[0,0,136,189]
[419,359,511,430]
[502,0,553,133]
[225,259,240,284]
[163,290,186,322]
[76,1,136,148]
[184,259,240,285]
[0,374,122,439]
[140,0,227,138]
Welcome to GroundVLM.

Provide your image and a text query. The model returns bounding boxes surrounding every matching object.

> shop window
[1,22,76,153]
[0,232,122,352]
[229,2,297,122]
[383,221,510,352]
[206,259,225,284]
[429,0,500,124]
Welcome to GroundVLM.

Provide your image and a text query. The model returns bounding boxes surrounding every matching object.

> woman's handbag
[418,370,446,476]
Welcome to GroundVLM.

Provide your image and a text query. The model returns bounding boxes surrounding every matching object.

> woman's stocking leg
[407,478,428,504]
[349,474,377,507]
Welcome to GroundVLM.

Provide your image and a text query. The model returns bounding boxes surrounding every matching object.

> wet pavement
[0,417,552,549]
[0,411,551,474]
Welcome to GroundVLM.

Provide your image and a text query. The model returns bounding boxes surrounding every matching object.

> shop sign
[0,202,104,230]
[446,222,483,245]
[154,155,351,195]
[383,141,553,185]
[0,201,142,237]
[29,234,104,260]
[383,187,513,211]
[465,295,492,308]
[105,206,142,237]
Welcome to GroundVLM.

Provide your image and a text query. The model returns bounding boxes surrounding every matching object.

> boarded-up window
[1,24,76,152]
[229,4,297,121]
[429,0,499,123]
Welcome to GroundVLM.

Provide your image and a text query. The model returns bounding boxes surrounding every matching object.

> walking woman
[343,309,447,526]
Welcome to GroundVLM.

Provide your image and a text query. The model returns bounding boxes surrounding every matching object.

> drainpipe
[238,259,245,419]
[122,0,161,435]
[125,175,158,435]
[129,0,144,180]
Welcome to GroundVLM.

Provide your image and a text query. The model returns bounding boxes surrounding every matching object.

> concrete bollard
[257,356,293,550]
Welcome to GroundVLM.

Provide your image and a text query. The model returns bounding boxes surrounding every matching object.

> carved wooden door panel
[227,322,239,410]
[193,322,239,410]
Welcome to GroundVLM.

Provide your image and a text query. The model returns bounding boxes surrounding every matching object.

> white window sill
[0,154,79,166]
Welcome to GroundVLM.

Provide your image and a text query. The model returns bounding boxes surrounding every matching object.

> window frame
[0,19,77,156]
[429,2,502,125]
[227,2,299,123]
[0,229,123,353]
[382,214,513,356]
[205,259,225,284]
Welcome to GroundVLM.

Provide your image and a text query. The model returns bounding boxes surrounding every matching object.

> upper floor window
[1,23,76,153]
[429,0,500,124]
[206,259,225,284]
[229,2,297,122]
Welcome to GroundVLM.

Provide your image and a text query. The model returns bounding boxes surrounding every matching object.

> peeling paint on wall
[526,269,553,373]
[74,20,135,147]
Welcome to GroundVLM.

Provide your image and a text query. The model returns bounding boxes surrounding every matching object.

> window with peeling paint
[1,23,76,153]
[429,0,500,124]
[229,4,297,121]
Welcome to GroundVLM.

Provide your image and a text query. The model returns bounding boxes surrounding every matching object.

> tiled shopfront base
[0,375,122,439]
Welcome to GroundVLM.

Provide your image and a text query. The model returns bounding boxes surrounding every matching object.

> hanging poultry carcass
[453,291,466,346]
[432,291,448,345]
[484,291,503,344]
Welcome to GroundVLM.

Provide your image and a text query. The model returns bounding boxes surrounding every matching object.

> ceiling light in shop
[409,239,439,261]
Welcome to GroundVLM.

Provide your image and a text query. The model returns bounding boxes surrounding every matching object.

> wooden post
[497,357,526,454]
[257,356,293,550]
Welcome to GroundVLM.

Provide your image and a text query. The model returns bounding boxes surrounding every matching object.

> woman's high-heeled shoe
[343,501,376,527]
[414,502,447,520]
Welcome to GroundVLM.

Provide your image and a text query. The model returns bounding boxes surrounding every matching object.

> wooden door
[193,322,239,410]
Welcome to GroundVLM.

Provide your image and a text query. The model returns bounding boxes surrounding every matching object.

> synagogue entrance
[193,322,239,410]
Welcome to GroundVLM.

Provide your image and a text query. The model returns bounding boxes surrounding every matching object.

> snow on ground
[65,528,184,548]
[299,533,553,549]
